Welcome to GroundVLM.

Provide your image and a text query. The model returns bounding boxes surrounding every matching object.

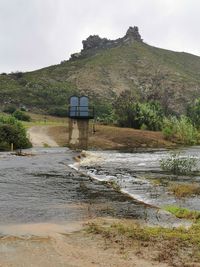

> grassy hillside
[1,38,200,115]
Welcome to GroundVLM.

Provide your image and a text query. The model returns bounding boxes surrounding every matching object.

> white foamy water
[78,148,200,210]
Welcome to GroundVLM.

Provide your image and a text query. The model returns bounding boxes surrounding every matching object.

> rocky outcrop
[124,26,142,42]
[70,26,143,60]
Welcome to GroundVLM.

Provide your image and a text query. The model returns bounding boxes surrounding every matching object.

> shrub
[164,205,200,220]
[168,183,200,198]
[176,116,199,144]
[12,110,31,121]
[3,105,17,114]
[162,116,199,145]
[160,152,197,175]
[48,107,68,117]
[187,98,200,129]
[114,91,163,130]
[10,71,23,79]
[0,116,32,150]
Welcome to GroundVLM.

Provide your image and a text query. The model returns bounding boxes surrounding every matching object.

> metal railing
[68,106,94,119]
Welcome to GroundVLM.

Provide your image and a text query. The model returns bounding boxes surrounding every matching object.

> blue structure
[68,96,94,119]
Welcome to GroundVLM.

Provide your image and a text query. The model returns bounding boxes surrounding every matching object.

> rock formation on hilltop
[70,26,143,60]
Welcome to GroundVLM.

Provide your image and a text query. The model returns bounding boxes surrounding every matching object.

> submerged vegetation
[160,152,197,175]
[168,182,200,198]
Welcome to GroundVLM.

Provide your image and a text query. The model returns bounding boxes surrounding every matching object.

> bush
[0,116,32,150]
[162,116,199,145]
[114,91,163,130]
[48,107,68,117]
[10,71,23,79]
[3,105,17,114]
[160,152,197,175]
[187,98,200,129]
[12,110,31,121]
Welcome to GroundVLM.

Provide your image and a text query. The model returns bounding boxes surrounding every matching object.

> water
[0,147,199,266]
[0,147,197,235]
[79,147,200,211]
[0,148,161,229]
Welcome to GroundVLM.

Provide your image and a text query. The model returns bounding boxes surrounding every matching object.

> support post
[68,118,89,150]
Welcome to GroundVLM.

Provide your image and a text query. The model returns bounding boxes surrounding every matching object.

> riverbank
[45,124,176,149]
[22,113,176,149]
[1,217,200,267]
[0,219,169,267]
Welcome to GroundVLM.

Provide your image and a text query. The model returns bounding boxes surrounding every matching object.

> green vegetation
[113,91,200,145]
[0,115,31,151]
[48,107,68,117]
[160,152,197,175]
[187,98,200,129]
[162,116,199,145]
[164,205,200,220]
[3,104,17,114]
[1,39,200,119]
[0,36,200,146]
[12,110,31,121]
[114,91,163,130]
[168,182,200,198]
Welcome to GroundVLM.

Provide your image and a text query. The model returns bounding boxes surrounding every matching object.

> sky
[0,0,200,73]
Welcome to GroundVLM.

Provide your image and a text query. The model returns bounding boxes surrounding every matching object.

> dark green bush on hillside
[0,116,32,150]
[187,98,200,129]
[48,107,68,117]
[3,105,17,114]
[13,110,31,121]
[114,91,163,130]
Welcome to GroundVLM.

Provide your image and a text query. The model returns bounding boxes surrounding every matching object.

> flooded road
[0,147,189,235]
[1,147,199,267]
[0,148,164,232]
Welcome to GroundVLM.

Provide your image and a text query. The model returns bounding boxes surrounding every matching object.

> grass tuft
[164,205,200,220]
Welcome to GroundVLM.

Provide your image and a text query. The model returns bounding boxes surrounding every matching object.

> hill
[1,26,200,115]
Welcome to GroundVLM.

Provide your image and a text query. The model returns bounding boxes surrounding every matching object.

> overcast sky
[0,0,200,73]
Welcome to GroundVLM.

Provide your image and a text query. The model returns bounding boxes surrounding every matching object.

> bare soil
[0,220,169,267]
[47,124,175,149]
[28,126,59,147]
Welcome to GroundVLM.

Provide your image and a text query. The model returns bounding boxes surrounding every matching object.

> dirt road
[28,126,58,147]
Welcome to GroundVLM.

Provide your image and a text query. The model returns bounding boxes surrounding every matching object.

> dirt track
[28,126,58,147]
[0,220,169,267]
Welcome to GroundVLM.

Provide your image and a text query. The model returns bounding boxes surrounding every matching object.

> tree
[113,90,163,130]
[187,98,200,129]
[0,116,31,150]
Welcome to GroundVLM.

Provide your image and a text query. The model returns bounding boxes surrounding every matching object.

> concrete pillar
[68,119,89,150]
